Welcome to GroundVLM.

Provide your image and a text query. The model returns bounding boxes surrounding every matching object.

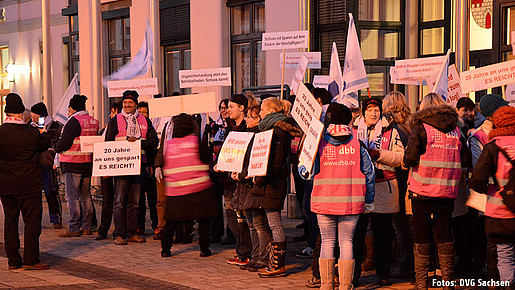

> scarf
[4,117,26,125]
[327,124,353,137]
[258,112,287,131]
[65,110,89,127]
[121,110,141,138]
[356,116,384,150]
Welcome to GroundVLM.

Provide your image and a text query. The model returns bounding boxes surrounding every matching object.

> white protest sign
[460,59,515,93]
[298,118,324,173]
[390,67,422,85]
[80,136,104,153]
[107,78,159,98]
[262,30,309,51]
[280,52,322,69]
[179,67,231,88]
[290,55,310,94]
[92,140,141,177]
[216,131,254,173]
[425,64,466,107]
[312,75,330,90]
[148,92,217,119]
[506,83,515,107]
[291,82,323,134]
[247,130,274,177]
[394,55,447,78]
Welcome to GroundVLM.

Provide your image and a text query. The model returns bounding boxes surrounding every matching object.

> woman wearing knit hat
[470,106,515,286]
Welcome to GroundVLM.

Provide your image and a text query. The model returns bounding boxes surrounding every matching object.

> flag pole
[367,87,371,98]
[419,77,423,101]
[280,49,286,100]
[432,49,451,94]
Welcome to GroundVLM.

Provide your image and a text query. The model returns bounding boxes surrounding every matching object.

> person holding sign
[403,93,469,290]
[54,94,99,238]
[154,114,219,257]
[252,97,302,278]
[105,90,159,245]
[299,103,375,290]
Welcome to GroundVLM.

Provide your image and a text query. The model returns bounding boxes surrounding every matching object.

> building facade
[0,0,512,125]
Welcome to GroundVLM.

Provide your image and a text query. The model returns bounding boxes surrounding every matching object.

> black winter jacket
[0,123,50,195]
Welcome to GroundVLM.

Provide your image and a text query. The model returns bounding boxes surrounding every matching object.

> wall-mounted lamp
[5,64,31,82]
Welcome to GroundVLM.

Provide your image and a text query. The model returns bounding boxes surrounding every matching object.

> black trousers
[138,169,158,232]
[97,177,114,237]
[226,209,252,259]
[1,192,42,267]
[161,218,212,253]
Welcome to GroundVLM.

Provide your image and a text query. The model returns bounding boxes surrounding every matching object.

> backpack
[495,144,515,213]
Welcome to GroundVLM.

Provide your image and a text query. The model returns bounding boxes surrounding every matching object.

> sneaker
[378,279,392,286]
[200,250,212,257]
[161,250,172,258]
[81,229,93,236]
[305,276,321,288]
[127,235,146,243]
[240,260,255,270]
[114,237,128,245]
[58,230,81,237]
[136,228,145,236]
[22,263,50,270]
[94,234,106,241]
[226,256,249,266]
[8,265,21,270]
[247,262,267,272]
[295,246,314,258]
[153,229,163,240]
[52,223,63,229]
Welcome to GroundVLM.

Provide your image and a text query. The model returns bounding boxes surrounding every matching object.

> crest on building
[471,0,493,29]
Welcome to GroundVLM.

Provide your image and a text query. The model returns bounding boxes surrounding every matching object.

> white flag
[431,49,451,100]
[328,42,343,103]
[342,13,369,107]
[102,20,154,86]
[53,73,79,125]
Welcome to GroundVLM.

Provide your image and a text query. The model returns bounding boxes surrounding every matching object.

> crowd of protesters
[0,85,514,289]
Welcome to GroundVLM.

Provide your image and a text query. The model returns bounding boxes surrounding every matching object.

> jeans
[252,209,285,243]
[226,208,252,259]
[113,175,142,238]
[247,209,272,264]
[303,180,319,249]
[392,212,414,272]
[64,172,93,232]
[496,243,515,283]
[98,177,114,237]
[41,166,62,224]
[317,214,359,260]
[138,168,158,232]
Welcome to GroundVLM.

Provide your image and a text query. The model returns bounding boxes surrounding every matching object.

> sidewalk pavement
[0,198,416,289]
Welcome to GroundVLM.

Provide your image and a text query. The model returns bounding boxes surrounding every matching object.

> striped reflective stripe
[163,165,210,175]
[498,179,509,187]
[419,159,461,169]
[166,176,210,187]
[411,172,460,187]
[314,178,366,185]
[487,195,507,206]
[311,195,365,203]
[61,151,91,156]
[72,139,81,144]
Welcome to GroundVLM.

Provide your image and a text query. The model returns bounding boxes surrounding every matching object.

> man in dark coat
[0,93,51,270]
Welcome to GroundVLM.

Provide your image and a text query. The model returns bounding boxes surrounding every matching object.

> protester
[456,97,476,138]
[470,106,515,286]
[403,93,469,290]
[30,102,63,229]
[301,102,375,289]
[54,94,99,237]
[105,90,159,245]
[155,113,219,257]
[0,93,51,270]
[252,97,301,278]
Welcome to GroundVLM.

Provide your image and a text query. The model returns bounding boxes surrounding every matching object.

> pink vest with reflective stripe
[485,136,515,219]
[60,114,99,163]
[376,128,396,182]
[311,137,366,215]
[408,124,462,199]
[471,129,489,148]
[116,114,149,163]
[163,135,213,197]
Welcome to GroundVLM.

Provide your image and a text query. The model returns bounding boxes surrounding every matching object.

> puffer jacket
[251,118,302,211]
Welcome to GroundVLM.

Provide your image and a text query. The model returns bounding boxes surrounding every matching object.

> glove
[299,165,309,179]
[364,203,374,213]
[155,167,163,183]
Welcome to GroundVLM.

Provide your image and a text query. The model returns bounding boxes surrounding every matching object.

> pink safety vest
[311,137,366,216]
[116,114,149,163]
[376,128,396,182]
[471,128,489,149]
[485,136,515,219]
[163,135,213,197]
[408,123,462,198]
[60,114,99,163]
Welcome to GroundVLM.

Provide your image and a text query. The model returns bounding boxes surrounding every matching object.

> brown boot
[258,242,287,278]
[319,258,335,290]
[414,243,431,290]
[437,242,455,290]
[338,259,354,290]
[362,236,375,271]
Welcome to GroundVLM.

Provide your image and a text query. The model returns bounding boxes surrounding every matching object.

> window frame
[418,0,452,57]
[163,45,191,96]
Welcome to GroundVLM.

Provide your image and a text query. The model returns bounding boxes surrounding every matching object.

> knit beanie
[122,90,139,104]
[326,103,352,125]
[69,94,87,111]
[362,97,383,116]
[480,94,508,117]
[489,106,515,139]
[229,94,248,111]
[5,93,25,114]
[30,102,48,117]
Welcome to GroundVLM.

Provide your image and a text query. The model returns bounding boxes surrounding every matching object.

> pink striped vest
[60,114,99,163]
[116,114,148,163]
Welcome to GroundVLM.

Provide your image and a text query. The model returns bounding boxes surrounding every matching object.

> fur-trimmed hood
[408,104,459,133]
[274,117,303,139]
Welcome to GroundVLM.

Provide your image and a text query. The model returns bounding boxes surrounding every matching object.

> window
[107,17,131,75]
[0,46,9,90]
[418,0,451,56]
[62,1,79,83]
[229,1,265,93]
[164,46,191,95]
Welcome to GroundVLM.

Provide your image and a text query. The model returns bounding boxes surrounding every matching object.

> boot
[319,258,335,290]
[258,242,287,278]
[338,259,354,290]
[437,242,455,290]
[414,243,431,290]
[362,236,375,271]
